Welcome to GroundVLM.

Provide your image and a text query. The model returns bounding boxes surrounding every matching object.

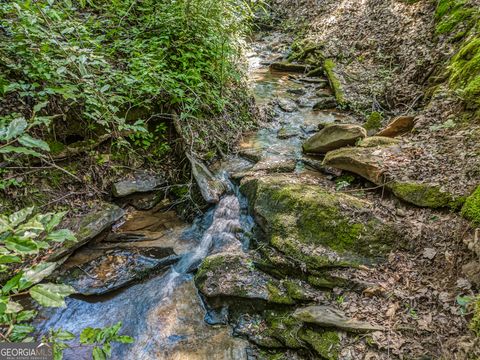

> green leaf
[92,346,106,360]
[16,310,37,322]
[5,237,38,254]
[115,335,134,344]
[33,101,49,113]
[29,283,75,307]
[18,134,50,151]
[8,207,34,227]
[55,330,75,341]
[2,272,23,294]
[21,262,59,285]
[5,117,28,140]
[0,255,21,264]
[46,229,76,243]
[10,324,35,342]
[0,145,44,158]
[80,327,98,344]
[6,300,23,314]
[45,212,67,232]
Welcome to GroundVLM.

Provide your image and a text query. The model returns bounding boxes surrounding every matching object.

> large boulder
[303,124,367,154]
[240,175,397,269]
[195,252,316,305]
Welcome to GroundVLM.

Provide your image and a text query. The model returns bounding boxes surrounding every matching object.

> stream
[37,32,350,359]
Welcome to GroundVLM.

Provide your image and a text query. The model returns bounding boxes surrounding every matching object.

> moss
[299,328,340,360]
[364,112,383,131]
[241,176,396,269]
[194,254,227,285]
[264,311,304,349]
[358,136,399,148]
[389,181,464,209]
[323,59,345,106]
[461,185,480,225]
[470,296,480,337]
[266,282,295,305]
[47,140,66,155]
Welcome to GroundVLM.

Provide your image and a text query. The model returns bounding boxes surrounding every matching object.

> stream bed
[37,32,351,359]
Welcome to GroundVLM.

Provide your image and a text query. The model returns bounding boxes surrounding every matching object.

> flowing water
[37,32,349,359]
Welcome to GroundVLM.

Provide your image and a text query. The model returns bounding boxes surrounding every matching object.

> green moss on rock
[461,185,480,225]
[364,112,383,131]
[240,175,397,269]
[324,59,345,106]
[389,181,464,209]
[299,328,341,360]
[470,296,480,337]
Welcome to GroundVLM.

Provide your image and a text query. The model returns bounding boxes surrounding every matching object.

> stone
[48,203,125,261]
[239,148,262,163]
[270,62,307,73]
[278,127,300,139]
[128,192,169,211]
[278,99,298,112]
[53,249,179,295]
[376,116,415,137]
[187,153,226,204]
[286,88,306,95]
[240,174,397,269]
[462,261,480,286]
[324,146,463,208]
[293,306,384,332]
[112,172,166,197]
[195,252,316,305]
[303,124,367,154]
[358,136,400,148]
[312,97,337,110]
[298,328,341,360]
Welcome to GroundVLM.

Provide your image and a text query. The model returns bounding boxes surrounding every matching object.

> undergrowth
[0,0,258,161]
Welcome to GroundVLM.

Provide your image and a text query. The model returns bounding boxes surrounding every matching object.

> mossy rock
[389,181,464,209]
[461,185,480,225]
[303,124,367,154]
[364,112,383,132]
[323,59,345,106]
[195,252,315,305]
[298,328,341,360]
[240,175,397,269]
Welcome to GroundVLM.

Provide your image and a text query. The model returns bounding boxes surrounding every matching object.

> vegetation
[435,0,480,110]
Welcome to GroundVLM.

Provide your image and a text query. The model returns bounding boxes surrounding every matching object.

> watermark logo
[0,343,53,360]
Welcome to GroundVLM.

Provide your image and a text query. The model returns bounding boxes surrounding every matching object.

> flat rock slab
[303,124,366,154]
[376,116,415,137]
[278,98,298,112]
[187,153,226,204]
[112,172,166,197]
[53,248,179,295]
[293,305,384,333]
[49,203,125,261]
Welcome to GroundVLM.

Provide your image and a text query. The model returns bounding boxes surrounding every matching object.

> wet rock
[232,157,296,180]
[53,249,179,295]
[240,174,397,269]
[128,192,170,211]
[49,203,125,261]
[293,306,384,332]
[195,252,316,305]
[187,153,226,204]
[239,148,262,163]
[358,136,400,148]
[286,88,306,95]
[278,127,300,139]
[270,62,307,73]
[376,115,415,137]
[306,67,324,77]
[312,97,337,110]
[112,172,166,198]
[299,77,328,85]
[303,124,367,154]
[278,98,298,112]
